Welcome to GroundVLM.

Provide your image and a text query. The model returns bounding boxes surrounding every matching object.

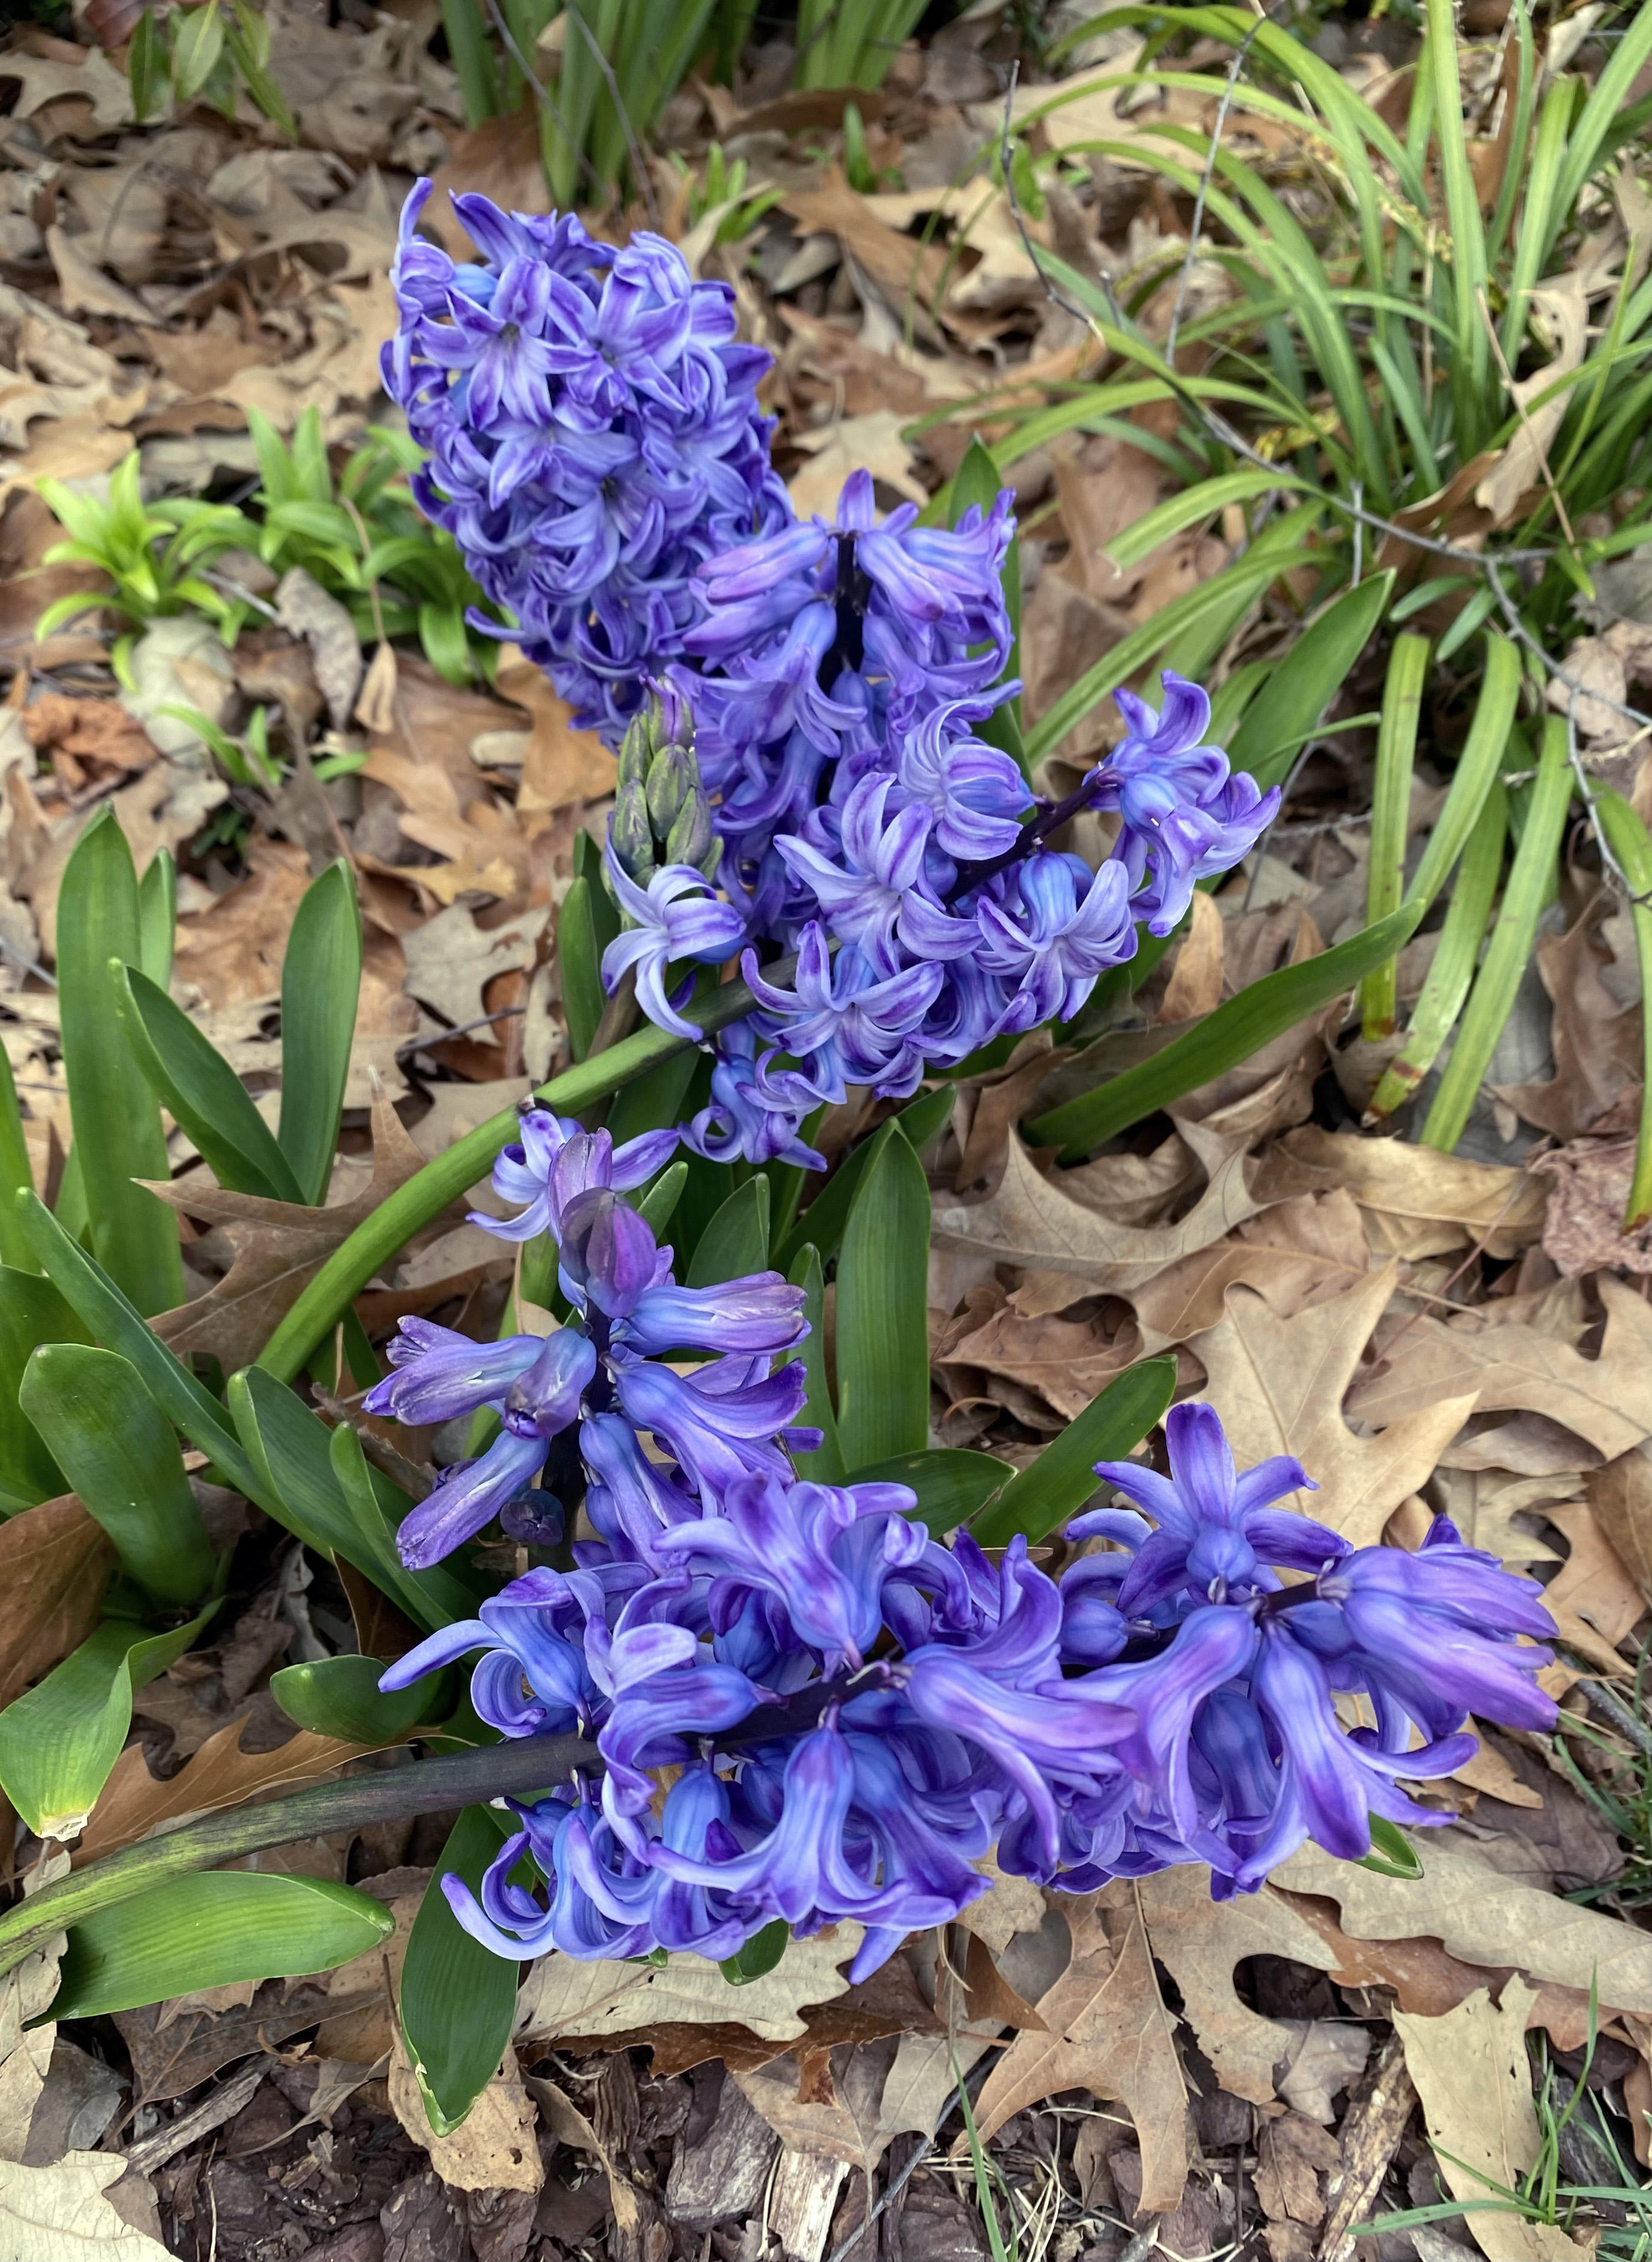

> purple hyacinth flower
[657,1472,923,1670]
[611,1355,809,1498]
[776,775,976,978]
[500,1327,598,1438]
[1088,674,1281,936]
[1084,1400,1338,1611]
[363,1318,547,1427]
[601,853,748,1038]
[742,926,944,1101]
[894,703,1029,861]
[615,1271,807,1360]
[556,1188,669,1321]
[476,1110,680,1245]
[975,852,1138,1026]
[395,1428,549,1571]
[681,1024,827,1171]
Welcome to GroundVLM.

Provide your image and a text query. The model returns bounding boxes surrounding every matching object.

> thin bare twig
[1165,20,1263,366]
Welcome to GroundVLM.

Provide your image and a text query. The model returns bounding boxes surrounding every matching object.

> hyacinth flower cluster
[383,182,790,738]
[384,188,1281,1175]
[368,1153,1559,1974]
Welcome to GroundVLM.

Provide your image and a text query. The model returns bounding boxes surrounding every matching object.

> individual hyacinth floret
[383,183,791,739]
[365,1121,814,1568]
[372,1192,1559,1975]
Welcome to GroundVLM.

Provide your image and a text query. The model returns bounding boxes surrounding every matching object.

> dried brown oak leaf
[1274,1836,1652,2018]
[1276,1124,1547,1259]
[968,1884,1188,2214]
[0,1492,114,1715]
[1347,1268,1652,1465]
[140,1094,427,1372]
[1531,1121,1652,1277]
[1396,1978,1592,2261]
[1191,1264,1478,1550]
[932,1131,1275,1289]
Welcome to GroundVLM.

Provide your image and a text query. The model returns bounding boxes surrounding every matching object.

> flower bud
[611,778,656,881]
[557,1187,660,1319]
[644,743,693,837]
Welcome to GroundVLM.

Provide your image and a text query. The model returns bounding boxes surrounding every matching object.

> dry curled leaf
[0,2153,170,2261]
[0,1495,114,1717]
[1396,1978,1592,2261]
[968,1886,1188,2214]
[1192,1265,1479,1550]
[142,1094,428,1372]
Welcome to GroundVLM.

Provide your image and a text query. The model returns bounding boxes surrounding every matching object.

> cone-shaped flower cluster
[383,184,790,739]
[385,190,1282,1173]
[372,1181,1558,1976]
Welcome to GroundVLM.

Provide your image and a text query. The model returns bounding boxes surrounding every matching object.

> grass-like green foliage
[929,0,1652,1157]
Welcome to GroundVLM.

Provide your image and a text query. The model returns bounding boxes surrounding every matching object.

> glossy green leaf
[116,965,304,1203]
[54,808,183,1315]
[948,435,1002,524]
[19,1346,214,1604]
[605,1045,700,1150]
[170,0,224,103]
[51,1871,392,2021]
[0,1601,216,1839]
[686,1176,769,1288]
[1358,634,1430,1040]
[1405,634,1521,913]
[0,1050,39,1275]
[15,1189,252,1486]
[968,1357,1176,1548]
[786,1244,844,1484]
[1103,467,1288,572]
[0,1269,88,1506]
[846,1446,1011,1534]
[835,1126,930,1470]
[271,1653,451,1744]
[1226,573,1394,792]
[401,1808,519,2134]
[558,876,604,1062]
[136,848,175,987]
[228,1367,479,1634]
[636,1159,688,1241]
[773,1082,955,1277]
[721,1918,790,1986]
[1355,1815,1423,1881]
[1421,717,1571,1154]
[1024,902,1422,1158]
[1369,777,1507,1124]
[278,861,362,1207]
[128,8,170,122]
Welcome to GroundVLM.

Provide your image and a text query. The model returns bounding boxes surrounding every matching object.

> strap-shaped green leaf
[1024,901,1422,1159]
[16,1188,252,1482]
[116,965,305,1202]
[0,1049,36,1276]
[846,1446,1011,1533]
[1226,572,1394,792]
[835,1125,931,1470]
[271,1653,451,1744]
[772,1082,955,1277]
[54,809,183,1316]
[558,876,604,1062]
[686,1175,769,1288]
[0,1268,87,1507]
[19,1345,214,1603]
[400,1807,520,2135]
[0,1600,217,1839]
[278,860,362,1207]
[51,1870,392,2021]
[969,1357,1177,1548]
[229,1367,478,1633]
[785,1244,844,1484]
[136,847,175,987]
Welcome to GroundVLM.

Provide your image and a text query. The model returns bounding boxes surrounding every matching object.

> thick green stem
[258,967,763,1384]
[0,1735,594,1979]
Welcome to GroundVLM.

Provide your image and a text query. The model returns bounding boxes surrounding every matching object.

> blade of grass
[1593,788,1652,1230]
[0,1049,37,1273]
[1424,0,1491,455]
[1420,717,1571,1153]
[1026,902,1422,1159]
[1359,634,1430,1040]
[1405,633,1522,910]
